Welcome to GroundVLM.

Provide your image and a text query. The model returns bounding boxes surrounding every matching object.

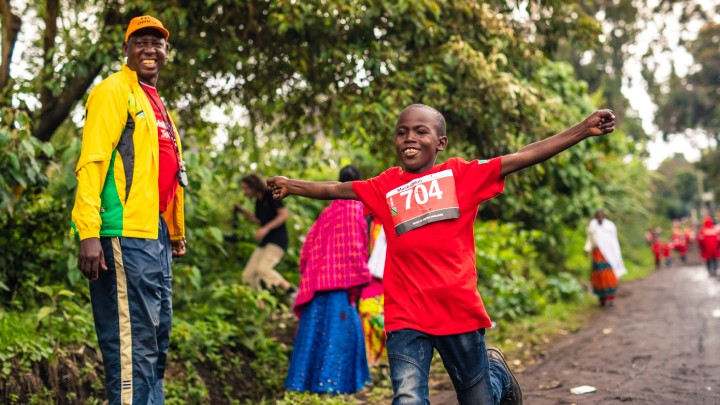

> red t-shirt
[141,83,179,212]
[651,242,662,259]
[697,225,720,260]
[352,157,504,335]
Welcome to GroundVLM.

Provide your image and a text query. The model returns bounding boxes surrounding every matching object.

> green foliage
[614,212,656,281]
[483,273,549,321]
[34,285,96,346]
[0,307,106,404]
[475,221,584,322]
[0,108,80,309]
[0,190,77,310]
[170,282,290,402]
[550,0,644,138]
[0,108,53,214]
[652,154,699,219]
[278,391,358,404]
[164,362,210,404]
[655,22,720,141]
[0,313,55,377]
[475,221,541,280]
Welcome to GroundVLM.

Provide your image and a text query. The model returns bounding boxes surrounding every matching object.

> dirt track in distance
[516,261,720,405]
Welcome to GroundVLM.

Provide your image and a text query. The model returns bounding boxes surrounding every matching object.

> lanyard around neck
[139,83,182,164]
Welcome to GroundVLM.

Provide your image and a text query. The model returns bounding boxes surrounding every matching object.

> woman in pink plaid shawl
[285,165,372,394]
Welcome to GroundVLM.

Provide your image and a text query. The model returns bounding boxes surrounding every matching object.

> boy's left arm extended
[499,109,615,177]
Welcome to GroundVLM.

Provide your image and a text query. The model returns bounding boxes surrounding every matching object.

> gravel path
[430,263,720,404]
[518,263,720,405]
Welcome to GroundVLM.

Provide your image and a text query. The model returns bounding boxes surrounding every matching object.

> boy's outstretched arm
[500,109,615,177]
[266,177,359,200]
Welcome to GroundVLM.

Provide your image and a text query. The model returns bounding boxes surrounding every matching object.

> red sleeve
[352,175,387,219]
[452,157,505,206]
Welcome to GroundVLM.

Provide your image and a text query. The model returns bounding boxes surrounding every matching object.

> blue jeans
[387,328,509,405]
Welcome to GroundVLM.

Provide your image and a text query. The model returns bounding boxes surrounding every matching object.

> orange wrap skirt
[591,248,618,298]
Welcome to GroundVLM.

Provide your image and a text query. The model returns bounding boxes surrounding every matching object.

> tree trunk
[38,0,59,112]
[31,66,103,141]
[31,7,123,141]
[0,0,21,102]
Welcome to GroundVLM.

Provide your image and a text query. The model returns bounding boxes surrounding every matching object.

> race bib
[385,169,460,236]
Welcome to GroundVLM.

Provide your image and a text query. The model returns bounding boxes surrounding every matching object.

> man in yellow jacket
[71,15,185,404]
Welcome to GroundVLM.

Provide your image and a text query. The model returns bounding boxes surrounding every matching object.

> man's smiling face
[123,28,168,86]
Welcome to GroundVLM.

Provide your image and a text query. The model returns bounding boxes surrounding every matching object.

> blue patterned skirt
[285,290,370,394]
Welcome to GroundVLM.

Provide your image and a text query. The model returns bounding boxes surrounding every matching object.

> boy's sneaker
[487,347,523,405]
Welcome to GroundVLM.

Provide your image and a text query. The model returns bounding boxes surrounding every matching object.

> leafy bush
[0,108,53,214]
[169,282,291,402]
[0,312,55,377]
[475,221,585,322]
[0,111,77,310]
[544,273,585,302]
[34,285,95,346]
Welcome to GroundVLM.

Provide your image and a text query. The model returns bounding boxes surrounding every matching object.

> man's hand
[78,238,107,281]
[267,176,290,200]
[583,109,615,137]
[254,227,270,241]
[172,240,187,257]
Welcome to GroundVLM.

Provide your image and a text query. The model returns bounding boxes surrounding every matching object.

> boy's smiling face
[395,107,448,174]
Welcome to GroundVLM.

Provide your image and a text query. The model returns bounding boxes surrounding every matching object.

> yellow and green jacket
[71,64,185,242]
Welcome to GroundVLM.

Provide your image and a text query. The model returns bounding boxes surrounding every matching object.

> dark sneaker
[487,346,523,405]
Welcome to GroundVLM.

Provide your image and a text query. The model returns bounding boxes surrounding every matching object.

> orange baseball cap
[125,15,170,42]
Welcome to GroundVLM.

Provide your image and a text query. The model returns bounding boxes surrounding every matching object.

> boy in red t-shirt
[268,104,615,405]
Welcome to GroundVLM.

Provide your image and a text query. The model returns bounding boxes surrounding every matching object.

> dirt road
[517,263,720,405]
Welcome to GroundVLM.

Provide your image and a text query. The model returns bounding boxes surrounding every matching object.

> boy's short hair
[402,104,447,137]
[241,173,266,193]
[339,165,361,182]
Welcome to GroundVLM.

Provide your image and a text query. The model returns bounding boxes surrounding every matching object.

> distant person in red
[651,236,662,270]
[696,216,719,277]
[663,242,672,268]
[671,221,688,263]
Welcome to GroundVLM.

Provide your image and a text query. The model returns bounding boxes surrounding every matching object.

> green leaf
[8,153,19,171]
[208,227,223,242]
[0,130,10,147]
[39,142,55,157]
[36,306,55,321]
[20,139,35,156]
[34,285,54,297]
[57,289,75,298]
